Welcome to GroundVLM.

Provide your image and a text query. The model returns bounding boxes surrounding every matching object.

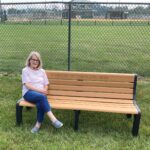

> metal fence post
[68,2,71,71]
[0,0,2,22]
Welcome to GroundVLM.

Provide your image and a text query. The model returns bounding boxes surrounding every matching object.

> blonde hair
[25,51,43,69]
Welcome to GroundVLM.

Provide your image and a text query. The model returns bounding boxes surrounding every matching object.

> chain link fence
[0,2,150,78]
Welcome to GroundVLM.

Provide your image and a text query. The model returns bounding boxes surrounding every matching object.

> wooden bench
[16,70,141,136]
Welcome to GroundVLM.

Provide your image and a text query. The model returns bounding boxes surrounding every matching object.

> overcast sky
[1,0,150,3]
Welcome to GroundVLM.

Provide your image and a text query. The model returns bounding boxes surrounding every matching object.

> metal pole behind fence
[68,2,71,71]
[0,0,2,22]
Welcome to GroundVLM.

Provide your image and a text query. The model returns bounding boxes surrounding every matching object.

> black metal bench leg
[132,113,141,136]
[126,114,132,119]
[74,110,80,130]
[16,103,23,125]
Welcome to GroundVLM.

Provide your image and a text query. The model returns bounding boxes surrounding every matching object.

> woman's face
[29,55,40,69]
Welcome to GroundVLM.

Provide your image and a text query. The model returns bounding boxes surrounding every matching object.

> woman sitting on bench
[22,51,63,133]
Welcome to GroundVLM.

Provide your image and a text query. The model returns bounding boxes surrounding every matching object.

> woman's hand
[42,85,49,95]
[40,89,48,95]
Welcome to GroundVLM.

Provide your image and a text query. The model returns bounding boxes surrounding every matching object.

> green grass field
[0,21,150,76]
[0,21,150,149]
[0,75,150,149]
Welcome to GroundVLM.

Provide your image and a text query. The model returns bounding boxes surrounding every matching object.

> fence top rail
[1,1,150,5]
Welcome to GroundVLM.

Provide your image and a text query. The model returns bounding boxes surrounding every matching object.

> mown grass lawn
[0,75,150,149]
[0,20,150,149]
[0,23,150,76]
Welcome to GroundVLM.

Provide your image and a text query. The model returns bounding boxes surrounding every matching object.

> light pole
[0,0,2,22]
[44,0,47,24]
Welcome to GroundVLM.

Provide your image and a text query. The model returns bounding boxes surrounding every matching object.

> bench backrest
[46,71,137,103]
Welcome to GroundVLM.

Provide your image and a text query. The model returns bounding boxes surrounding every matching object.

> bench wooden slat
[48,96,133,104]
[19,99,133,108]
[19,100,138,114]
[19,100,35,107]
[50,103,138,114]
[46,71,135,82]
[50,79,134,88]
[49,85,133,94]
[49,90,133,99]
[48,99,136,108]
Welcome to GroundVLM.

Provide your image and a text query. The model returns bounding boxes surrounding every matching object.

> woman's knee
[37,94,49,107]
[36,93,47,101]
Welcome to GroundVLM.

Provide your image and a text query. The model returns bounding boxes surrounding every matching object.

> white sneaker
[52,120,63,128]
[31,127,40,133]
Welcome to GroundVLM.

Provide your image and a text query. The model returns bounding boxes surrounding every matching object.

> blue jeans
[23,90,51,123]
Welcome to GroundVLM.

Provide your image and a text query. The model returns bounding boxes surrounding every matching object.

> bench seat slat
[48,96,133,104]
[49,85,133,94]
[50,79,134,88]
[48,100,135,108]
[50,103,138,114]
[19,100,35,107]
[47,71,135,82]
[18,99,138,114]
[49,90,133,99]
